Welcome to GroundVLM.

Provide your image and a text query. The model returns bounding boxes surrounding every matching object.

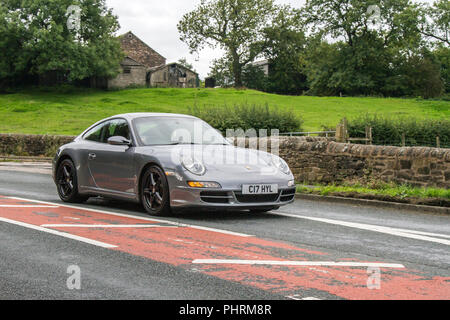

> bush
[347,114,450,148]
[189,103,303,135]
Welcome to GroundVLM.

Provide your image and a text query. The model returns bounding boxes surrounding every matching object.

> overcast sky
[105,0,431,79]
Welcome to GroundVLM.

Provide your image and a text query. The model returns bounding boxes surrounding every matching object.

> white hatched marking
[0,217,117,248]
[192,259,405,268]
[41,224,178,228]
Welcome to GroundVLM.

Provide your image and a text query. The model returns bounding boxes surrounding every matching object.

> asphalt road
[0,166,449,300]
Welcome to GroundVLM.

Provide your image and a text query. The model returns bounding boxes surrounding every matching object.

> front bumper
[169,186,296,209]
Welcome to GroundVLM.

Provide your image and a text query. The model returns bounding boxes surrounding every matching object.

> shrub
[189,103,303,135]
[347,114,450,148]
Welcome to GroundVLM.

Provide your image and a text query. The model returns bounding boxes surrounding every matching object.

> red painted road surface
[0,195,449,300]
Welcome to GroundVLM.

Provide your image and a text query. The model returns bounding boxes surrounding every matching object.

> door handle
[88,153,97,160]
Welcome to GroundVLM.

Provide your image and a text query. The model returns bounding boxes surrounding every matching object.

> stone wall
[277,137,450,188]
[0,134,75,158]
[107,65,147,89]
[0,134,448,188]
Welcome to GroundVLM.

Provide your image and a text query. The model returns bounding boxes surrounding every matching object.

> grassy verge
[296,183,450,207]
[0,87,448,135]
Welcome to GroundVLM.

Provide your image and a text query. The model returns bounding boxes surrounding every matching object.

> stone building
[119,31,166,69]
[148,63,199,88]
[107,57,147,89]
[107,31,166,89]
[106,31,199,89]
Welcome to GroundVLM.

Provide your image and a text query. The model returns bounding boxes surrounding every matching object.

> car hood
[138,144,283,176]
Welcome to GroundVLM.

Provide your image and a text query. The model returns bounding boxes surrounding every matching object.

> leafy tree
[433,46,450,93]
[242,63,269,91]
[0,0,123,86]
[302,0,421,49]
[208,55,234,87]
[263,7,308,95]
[178,0,280,87]
[419,0,449,46]
[301,0,429,96]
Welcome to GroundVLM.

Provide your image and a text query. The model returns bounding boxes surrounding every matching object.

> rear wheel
[141,165,171,216]
[56,159,88,203]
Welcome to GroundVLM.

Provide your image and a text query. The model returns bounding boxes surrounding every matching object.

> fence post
[401,133,406,147]
[436,136,440,149]
[336,118,348,143]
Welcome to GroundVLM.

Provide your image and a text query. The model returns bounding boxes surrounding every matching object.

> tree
[433,46,450,93]
[208,55,234,87]
[242,63,269,91]
[263,7,308,95]
[178,0,280,87]
[0,0,123,86]
[301,0,426,96]
[302,0,422,49]
[419,0,449,46]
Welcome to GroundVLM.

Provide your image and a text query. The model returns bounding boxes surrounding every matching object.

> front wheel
[56,159,88,203]
[141,165,171,216]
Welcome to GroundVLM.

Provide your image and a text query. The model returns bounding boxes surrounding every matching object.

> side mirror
[107,136,132,146]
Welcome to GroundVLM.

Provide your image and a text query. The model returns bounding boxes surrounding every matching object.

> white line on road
[192,259,405,268]
[41,224,179,228]
[6,196,253,237]
[0,217,117,248]
[287,295,322,301]
[274,211,450,246]
[0,205,59,208]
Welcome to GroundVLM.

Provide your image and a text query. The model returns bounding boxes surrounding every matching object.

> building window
[123,67,131,74]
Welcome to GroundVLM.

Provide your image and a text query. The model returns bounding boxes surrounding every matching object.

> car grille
[234,192,280,204]
[200,191,232,204]
[280,188,296,202]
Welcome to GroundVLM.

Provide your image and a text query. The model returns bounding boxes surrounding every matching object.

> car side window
[84,122,107,142]
[104,119,131,142]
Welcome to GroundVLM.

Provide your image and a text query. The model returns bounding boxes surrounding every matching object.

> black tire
[56,159,88,203]
[141,165,171,216]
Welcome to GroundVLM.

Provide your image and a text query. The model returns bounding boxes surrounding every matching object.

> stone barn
[106,31,167,89]
[105,31,199,89]
[106,57,147,89]
[148,63,199,88]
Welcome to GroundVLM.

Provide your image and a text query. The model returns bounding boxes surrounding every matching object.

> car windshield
[133,116,229,146]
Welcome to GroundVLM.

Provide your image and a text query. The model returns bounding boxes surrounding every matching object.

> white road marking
[274,211,450,246]
[0,205,59,208]
[41,224,179,228]
[0,217,117,248]
[192,259,405,268]
[287,295,322,301]
[6,197,253,237]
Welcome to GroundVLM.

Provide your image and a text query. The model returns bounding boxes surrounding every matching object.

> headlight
[271,156,291,175]
[181,154,206,176]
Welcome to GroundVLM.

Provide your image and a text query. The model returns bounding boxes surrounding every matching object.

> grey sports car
[52,113,296,216]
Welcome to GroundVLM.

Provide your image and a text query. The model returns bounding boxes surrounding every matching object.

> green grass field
[0,87,448,135]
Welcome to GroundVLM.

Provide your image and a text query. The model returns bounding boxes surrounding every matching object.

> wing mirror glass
[107,136,132,146]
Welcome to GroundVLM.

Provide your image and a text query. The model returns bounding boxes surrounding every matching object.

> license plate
[242,184,278,195]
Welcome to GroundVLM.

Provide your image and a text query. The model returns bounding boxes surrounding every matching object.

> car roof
[110,113,198,121]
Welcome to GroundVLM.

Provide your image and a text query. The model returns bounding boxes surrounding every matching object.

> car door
[87,119,136,195]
